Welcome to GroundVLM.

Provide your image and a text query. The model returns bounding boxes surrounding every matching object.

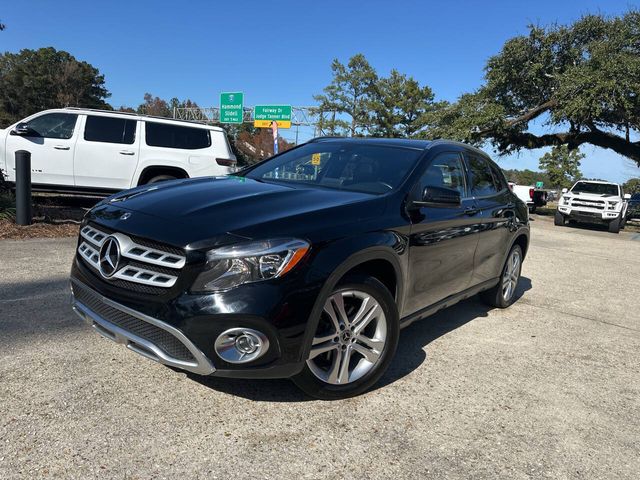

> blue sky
[2,0,639,182]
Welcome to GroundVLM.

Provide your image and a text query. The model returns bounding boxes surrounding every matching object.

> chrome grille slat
[78,225,185,289]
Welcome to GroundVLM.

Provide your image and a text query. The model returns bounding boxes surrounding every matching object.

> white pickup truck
[508,183,547,213]
[555,180,630,233]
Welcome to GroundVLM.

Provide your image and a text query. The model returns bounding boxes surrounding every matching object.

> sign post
[254,105,292,129]
[220,92,244,124]
[271,121,279,155]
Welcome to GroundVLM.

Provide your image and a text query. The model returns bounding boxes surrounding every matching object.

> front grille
[571,198,605,210]
[73,281,195,362]
[77,224,185,292]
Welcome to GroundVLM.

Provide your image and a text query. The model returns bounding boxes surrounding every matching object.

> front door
[405,151,482,315]
[5,112,79,186]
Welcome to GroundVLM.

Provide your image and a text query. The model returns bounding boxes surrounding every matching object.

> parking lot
[0,215,639,479]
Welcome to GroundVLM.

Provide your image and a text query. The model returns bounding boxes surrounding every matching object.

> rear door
[5,112,79,186]
[405,150,482,314]
[73,114,140,190]
[464,153,515,285]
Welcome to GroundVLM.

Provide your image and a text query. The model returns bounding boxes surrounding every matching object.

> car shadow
[188,276,533,402]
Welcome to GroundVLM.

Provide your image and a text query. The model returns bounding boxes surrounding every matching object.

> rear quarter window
[145,122,211,150]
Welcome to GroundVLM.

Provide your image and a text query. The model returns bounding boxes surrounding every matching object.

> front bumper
[557,206,620,223]
[70,253,317,378]
[71,278,216,375]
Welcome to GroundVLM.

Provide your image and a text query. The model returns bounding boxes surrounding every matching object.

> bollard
[15,150,32,226]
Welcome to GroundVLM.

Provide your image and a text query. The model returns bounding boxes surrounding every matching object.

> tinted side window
[84,116,136,144]
[467,155,498,197]
[145,122,211,149]
[488,161,508,192]
[26,113,77,139]
[419,152,466,196]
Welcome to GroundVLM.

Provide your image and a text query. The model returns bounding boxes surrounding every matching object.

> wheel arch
[136,166,189,186]
[298,242,405,363]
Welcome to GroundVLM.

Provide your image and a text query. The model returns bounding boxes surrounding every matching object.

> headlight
[191,238,310,292]
[607,201,618,210]
[562,196,571,205]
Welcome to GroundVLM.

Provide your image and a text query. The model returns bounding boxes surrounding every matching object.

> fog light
[214,328,269,364]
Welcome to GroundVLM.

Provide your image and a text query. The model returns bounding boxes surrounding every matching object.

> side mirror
[624,193,631,200]
[561,188,568,194]
[414,185,461,207]
[11,122,32,136]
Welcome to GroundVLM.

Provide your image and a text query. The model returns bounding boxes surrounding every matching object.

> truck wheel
[147,174,177,184]
[480,244,523,309]
[529,206,536,214]
[554,211,565,226]
[293,275,399,400]
[608,217,621,234]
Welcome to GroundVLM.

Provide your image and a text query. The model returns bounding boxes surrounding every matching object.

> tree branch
[495,129,640,166]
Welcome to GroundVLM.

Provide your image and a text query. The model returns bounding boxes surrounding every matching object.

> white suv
[0,108,236,194]
[555,180,630,233]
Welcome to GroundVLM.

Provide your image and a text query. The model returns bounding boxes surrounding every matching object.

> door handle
[464,207,480,216]
[119,150,135,155]
[53,145,70,150]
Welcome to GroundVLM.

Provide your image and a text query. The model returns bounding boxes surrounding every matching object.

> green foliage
[314,54,378,136]
[314,54,438,138]
[0,47,111,127]
[538,146,584,188]
[424,11,640,165]
[369,70,440,137]
[623,178,640,193]
[502,168,551,186]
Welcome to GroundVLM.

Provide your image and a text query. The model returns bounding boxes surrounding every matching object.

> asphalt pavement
[0,215,639,479]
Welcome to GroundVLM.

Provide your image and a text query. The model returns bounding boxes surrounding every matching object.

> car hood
[568,191,619,200]
[88,176,385,248]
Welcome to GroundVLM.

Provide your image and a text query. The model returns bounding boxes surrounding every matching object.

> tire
[554,211,565,226]
[620,216,627,230]
[480,244,523,309]
[292,275,399,400]
[529,206,536,214]
[608,216,621,234]
[146,174,177,184]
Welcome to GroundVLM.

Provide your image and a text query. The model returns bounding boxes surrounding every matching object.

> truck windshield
[244,142,423,194]
[571,182,619,196]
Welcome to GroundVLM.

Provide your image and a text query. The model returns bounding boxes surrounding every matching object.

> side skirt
[399,278,499,329]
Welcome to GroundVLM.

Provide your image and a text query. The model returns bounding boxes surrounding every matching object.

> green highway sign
[254,105,292,122]
[536,181,544,188]
[220,92,244,124]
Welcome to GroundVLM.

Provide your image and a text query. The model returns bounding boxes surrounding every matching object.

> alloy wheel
[502,249,521,301]
[307,290,387,385]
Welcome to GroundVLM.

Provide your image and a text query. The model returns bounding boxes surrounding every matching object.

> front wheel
[608,216,621,234]
[293,276,399,400]
[554,211,566,226]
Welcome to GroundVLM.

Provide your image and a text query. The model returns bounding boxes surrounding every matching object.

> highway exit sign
[254,105,292,129]
[220,92,243,124]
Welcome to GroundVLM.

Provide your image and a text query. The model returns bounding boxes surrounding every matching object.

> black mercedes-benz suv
[70,138,529,399]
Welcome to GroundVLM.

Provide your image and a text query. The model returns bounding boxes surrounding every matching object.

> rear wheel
[145,174,178,184]
[480,245,523,308]
[293,276,399,400]
[554,211,566,226]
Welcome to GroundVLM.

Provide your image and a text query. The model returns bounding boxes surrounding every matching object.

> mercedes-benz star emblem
[99,236,121,278]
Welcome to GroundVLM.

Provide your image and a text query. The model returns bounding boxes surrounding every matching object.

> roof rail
[61,107,219,127]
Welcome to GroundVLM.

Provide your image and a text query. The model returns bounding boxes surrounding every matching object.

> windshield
[244,142,423,194]
[570,182,619,196]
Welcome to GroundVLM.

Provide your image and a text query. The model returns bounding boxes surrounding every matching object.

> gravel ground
[0,216,639,479]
